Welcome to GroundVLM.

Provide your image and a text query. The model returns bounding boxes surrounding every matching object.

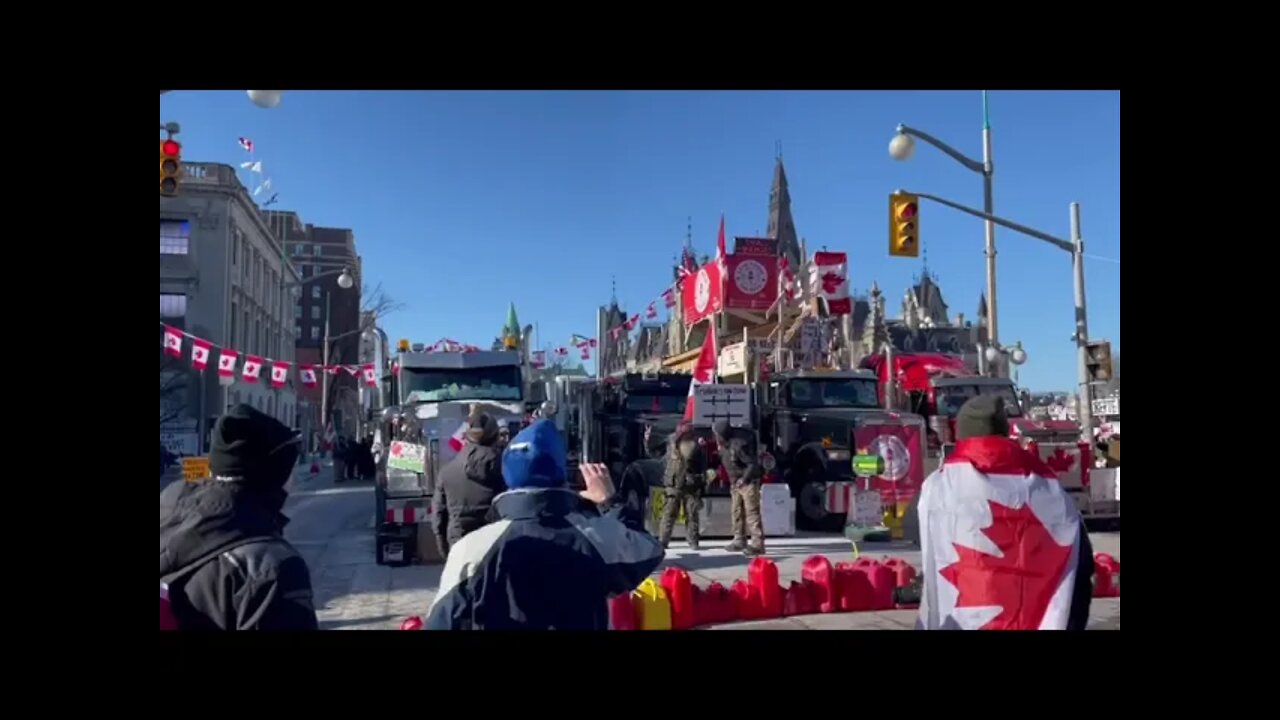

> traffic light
[889,192,919,257]
[160,138,182,196]
[1085,340,1113,383]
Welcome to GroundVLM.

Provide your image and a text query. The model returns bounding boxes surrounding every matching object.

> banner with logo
[853,422,924,506]
[724,255,779,311]
[680,260,722,325]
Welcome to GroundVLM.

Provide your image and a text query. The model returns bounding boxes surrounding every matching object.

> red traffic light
[898,202,917,220]
[162,140,181,157]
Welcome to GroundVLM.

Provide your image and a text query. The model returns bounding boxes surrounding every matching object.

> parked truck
[373,341,526,565]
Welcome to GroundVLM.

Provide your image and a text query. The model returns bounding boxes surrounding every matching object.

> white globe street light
[247,90,283,109]
[889,132,916,161]
[1009,346,1028,365]
[337,268,354,290]
[984,346,1000,363]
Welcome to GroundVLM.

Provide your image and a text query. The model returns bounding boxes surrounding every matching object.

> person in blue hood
[425,420,665,630]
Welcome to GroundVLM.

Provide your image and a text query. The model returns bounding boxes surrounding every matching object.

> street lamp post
[283,267,354,438]
[893,190,1096,443]
[889,91,999,355]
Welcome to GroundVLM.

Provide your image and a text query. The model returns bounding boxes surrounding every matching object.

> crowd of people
[160,395,1095,631]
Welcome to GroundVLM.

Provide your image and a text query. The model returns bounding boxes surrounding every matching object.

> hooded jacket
[432,418,507,554]
[425,420,665,630]
[159,404,317,631]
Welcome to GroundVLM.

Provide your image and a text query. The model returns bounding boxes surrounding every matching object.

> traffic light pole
[898,190,1094,443]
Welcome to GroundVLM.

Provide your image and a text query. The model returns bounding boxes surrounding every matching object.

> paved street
[279,464,1120,630]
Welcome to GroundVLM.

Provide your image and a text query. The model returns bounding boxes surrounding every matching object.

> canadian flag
[580,345,591,360]
[646,302,658,319]
[531,351,546,369]
[682,327,718,422]
[662,288,676,308]
[610,326,623,340]
[810,251,851,315]
[270,361,290,388]
[447,421,468,452]
[361,363,378,388]
[217,350,239,378]
[344,365,360,376]
[918,436,1084,630]
[299,366,319,388]
[163,325,183,358]
[555,347,569,357]
[778,256,798,300]
[242,356,264,383]
[325,366,340,375]
[191,339,212,371]
[626,314,640,330]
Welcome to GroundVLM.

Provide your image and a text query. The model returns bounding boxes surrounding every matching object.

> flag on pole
[715,213,728,278]
[447,421,469,453]
[238,137,254,153]
[254,178,272,196]
[682,327,718,422]
[240,160,263,172]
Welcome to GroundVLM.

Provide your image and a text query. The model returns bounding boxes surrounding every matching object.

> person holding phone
[425,420,665,630]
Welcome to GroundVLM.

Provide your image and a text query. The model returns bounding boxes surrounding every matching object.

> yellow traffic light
[889,193,920,258]
[397,338,411,352]
[160,138,182,196]
[1085,340,1113,383]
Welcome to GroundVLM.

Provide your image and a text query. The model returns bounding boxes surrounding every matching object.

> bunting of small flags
[160,323,378,389]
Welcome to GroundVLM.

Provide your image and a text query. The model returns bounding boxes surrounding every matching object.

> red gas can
[1093,553,1121,598]
[883,557,919,588]
[748,557,784,619]
[834,562,875,612]
[783,580,817,616]
[609,593,638,630]
[700,581,735,625]
[660,567,697,630]
[732,579,764,620]
[858,560,896,610]
[801,555,839,613]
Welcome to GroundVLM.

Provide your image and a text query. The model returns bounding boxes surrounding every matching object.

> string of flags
[161,323,378,389]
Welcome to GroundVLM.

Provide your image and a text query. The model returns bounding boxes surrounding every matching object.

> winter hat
[466,412,499,446]
[209,404,300,488]
[502,419,567,489]
[955,395,1010,440]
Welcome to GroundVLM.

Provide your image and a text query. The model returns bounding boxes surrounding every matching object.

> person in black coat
[159,404,318,630]
[432,412,507,558]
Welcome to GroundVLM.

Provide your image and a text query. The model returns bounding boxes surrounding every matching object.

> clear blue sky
[159,90,1119,391]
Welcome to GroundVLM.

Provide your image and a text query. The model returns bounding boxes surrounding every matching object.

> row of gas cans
[611,555,922,630]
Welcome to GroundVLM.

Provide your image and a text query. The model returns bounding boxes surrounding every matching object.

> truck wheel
[789,465,843,532]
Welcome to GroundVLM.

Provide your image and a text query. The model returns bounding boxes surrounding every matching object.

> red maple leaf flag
[918,436,1083,630]
[810,251,851,315]
[646,302,658,319]
[682,328,718,422]
[1045,447,1077,474]
[715,213,728,277]
[270,361,290,388]
[580,345,591,360]
[361,364,378,388]
[242,356,264,383]
[662,288,676,308]
[190,338,212,371]
[447,421,468,453]
[163,325,183,358]
[299,365,318,388]
[216,349,239,378]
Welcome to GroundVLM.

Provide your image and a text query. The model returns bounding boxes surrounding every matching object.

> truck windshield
[401,366,523,403]
[788,379,880,409]
[936,385,1023,417]
[623,395,688,414]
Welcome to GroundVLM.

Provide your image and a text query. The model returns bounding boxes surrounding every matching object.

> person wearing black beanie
[160,404,318,630]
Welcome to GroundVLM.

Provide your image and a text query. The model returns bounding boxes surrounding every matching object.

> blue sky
[159,90,1119,391]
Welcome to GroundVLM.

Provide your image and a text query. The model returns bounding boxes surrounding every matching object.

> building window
[242,310,250,349]
[310,326,320,341]
[255,318,262,355]
[295,323,302,338]
[313,245,323,256]
[159,293,187,319]
[230,302,238,347]
[312,286,321,299]
[295,243,305,255]
[160,220,190,255]
[294,305,302,319]
[311,306,321,320]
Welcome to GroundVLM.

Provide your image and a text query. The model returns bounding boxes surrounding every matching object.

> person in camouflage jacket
[713,420,765,556]
[658,423,708,550]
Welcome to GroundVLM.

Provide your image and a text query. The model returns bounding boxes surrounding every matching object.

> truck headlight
[826,449,851,462]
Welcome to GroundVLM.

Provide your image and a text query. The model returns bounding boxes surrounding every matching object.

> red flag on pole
[682,326,718,422]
